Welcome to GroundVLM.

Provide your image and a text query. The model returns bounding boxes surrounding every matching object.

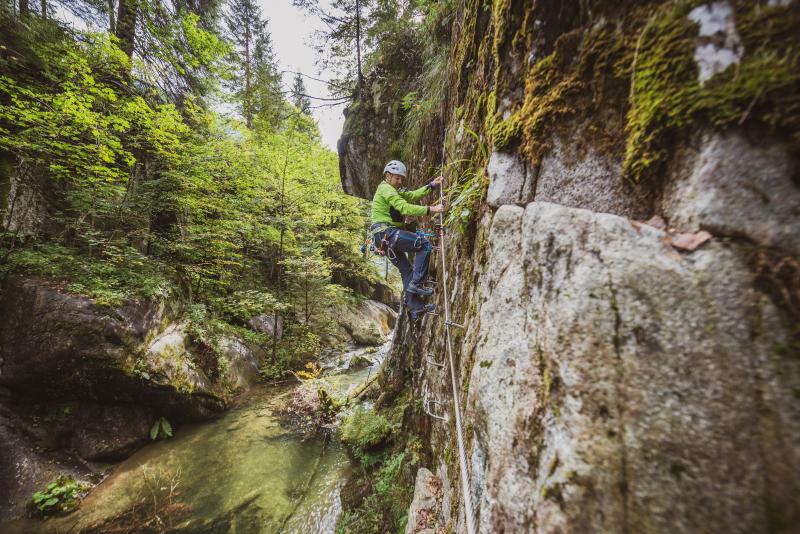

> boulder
[0,277,260,420]
[347,353,373,370]
[247,313,283,339]
[335,299,398,346]
[219,336,264,390]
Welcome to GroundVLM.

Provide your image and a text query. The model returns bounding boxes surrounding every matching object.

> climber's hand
[429,203,444,214]
[431,175,444,188]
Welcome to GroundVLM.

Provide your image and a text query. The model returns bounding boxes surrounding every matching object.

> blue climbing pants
[373,227,433,311]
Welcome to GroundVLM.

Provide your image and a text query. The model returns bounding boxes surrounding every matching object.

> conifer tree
[225,0,283,130]
[291,72,311,115]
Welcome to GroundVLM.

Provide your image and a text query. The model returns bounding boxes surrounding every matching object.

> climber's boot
[407,281,433,297]
[410,304,437,321]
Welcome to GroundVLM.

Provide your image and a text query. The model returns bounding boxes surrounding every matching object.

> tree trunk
[108,0,116,33]
[115,0,137,60]
[243,21,252,128]
[19,0,29,16]
[40,0,45,18]
[355,0,364,92]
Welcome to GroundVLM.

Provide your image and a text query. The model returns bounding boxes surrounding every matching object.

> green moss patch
[625,1,800,182]
[463,0,800,187]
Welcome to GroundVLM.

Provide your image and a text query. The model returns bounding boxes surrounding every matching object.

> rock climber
[370,159,444,321]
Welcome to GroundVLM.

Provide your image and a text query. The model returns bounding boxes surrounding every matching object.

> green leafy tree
[1,6,377,381]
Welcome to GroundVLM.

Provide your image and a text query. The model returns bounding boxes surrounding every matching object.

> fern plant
[150,417,174,440]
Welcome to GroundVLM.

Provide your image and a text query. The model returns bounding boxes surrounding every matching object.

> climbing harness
[362,225,399,259]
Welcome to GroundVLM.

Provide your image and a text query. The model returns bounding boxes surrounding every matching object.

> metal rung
[426,353,445,368]
[445,320,465,329]
[424,398,448,421]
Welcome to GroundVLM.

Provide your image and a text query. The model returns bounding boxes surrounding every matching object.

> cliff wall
[340,1,800,532]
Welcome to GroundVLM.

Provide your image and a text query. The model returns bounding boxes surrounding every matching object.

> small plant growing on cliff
[150,417,173,440]
[443,128,489,235]
[30,476,88,516]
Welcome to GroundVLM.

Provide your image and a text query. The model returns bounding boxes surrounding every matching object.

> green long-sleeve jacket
[370,181,432,226]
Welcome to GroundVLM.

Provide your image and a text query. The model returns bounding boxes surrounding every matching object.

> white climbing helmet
[383,160,407,177]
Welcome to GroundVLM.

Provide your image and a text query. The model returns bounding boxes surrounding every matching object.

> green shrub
[340,406,394,467]
[335,451,416,534]
[31,475,88,516]
[259,323,322,380]
[7,242,173,307]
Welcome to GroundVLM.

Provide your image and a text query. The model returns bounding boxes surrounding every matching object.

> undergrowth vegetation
[337,391,422,534]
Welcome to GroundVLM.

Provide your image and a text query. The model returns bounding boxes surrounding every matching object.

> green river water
[4,344,387,534]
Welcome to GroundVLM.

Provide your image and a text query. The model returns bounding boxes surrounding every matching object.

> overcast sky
[262,0,346,151]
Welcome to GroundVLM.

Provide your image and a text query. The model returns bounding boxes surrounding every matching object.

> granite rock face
[466,202,798,532]
[535,137,653,220]
[338,1,800,531]
[486,151,533,207]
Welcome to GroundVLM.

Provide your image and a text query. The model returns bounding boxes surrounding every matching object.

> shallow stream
[6,343,388,533]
